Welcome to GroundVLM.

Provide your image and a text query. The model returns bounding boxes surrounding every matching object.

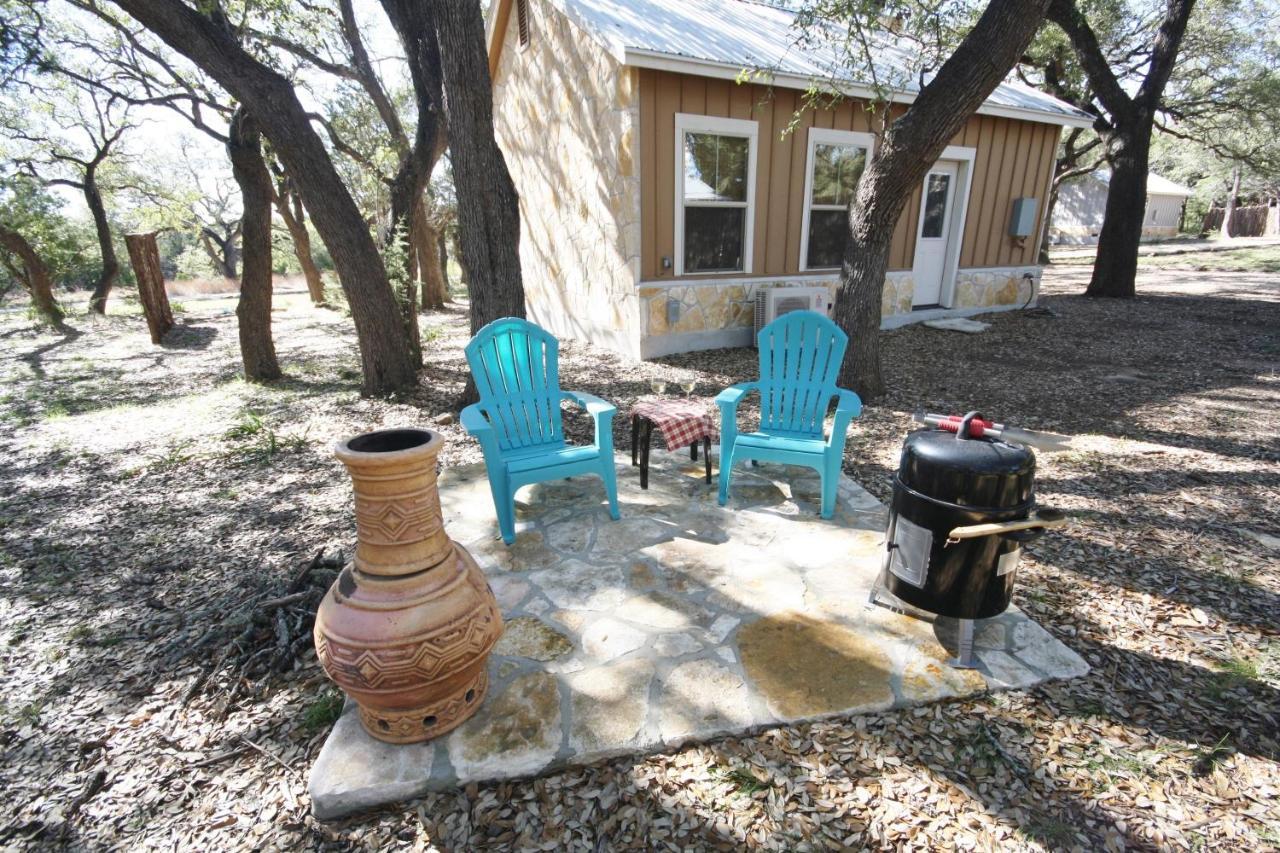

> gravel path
[0,267,1276,851]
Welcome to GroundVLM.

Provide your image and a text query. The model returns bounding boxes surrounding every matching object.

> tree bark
[228,107,281,382]
[430,0,526,344]
[832,0,1052,397]
[0,223,63,325]
[198,227,239,279]
[1221,166,1240,239]
[1049,0,1197,298]
[84,165,119,315]
[272,180,326,305]
[417,209,447,310]
[124,233,174,343]
[437,229,451,301]
[110,0,417,395]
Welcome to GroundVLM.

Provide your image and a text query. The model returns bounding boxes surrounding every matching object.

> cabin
[1050,170,1194,244]
[486,0,1094,358]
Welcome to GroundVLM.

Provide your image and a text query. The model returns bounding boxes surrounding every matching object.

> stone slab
[309,451,1089,819]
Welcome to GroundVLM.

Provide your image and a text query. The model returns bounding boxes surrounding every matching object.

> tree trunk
[437,230,451,302]
[431,0,526,340]
[418,210,447,310]
[84,166,119,315]
[124,233,174,344]
[0,223,63,325]
[112,0,417,396]
[1086,117,1151,298]
[1038,180,1062,265]
[199,229,239,279]
[1220,166,1240,239]
[273,185,326,305]
[228,107,282,382]
[832,0,1052,397]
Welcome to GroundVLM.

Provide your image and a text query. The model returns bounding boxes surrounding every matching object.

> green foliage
[301,690,345,733]
[223,409,310,464]
[0,175,102,295]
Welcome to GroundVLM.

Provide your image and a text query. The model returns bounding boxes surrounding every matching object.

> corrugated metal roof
[1094,169,1194,196]
[550,0,1095,126]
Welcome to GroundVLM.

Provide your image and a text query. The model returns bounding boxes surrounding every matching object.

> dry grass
[0,267,1276,850]
[165,273,317,297]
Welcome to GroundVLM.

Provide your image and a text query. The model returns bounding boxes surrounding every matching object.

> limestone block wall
[491,5,642,356]
[638,266,1040,357]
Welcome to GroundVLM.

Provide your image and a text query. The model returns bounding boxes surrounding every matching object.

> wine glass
[679,378,697,397]
[648,378,667,397]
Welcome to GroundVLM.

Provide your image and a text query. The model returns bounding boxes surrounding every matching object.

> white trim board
[673,113,759,278]
[799,127,876,273]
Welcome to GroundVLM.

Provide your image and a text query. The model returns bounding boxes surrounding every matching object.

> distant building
[486,0,1093,358]
[1050,171,1193,244]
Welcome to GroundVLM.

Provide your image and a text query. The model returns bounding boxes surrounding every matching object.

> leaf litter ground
[0,267,1276,851]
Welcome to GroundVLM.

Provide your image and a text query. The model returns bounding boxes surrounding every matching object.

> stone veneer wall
[491,5,642,356]
[639,267,1041,357]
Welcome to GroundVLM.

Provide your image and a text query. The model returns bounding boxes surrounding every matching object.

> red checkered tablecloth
[630,398,718,452]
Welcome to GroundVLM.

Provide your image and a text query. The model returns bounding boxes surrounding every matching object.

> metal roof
[1094,170,1194,197]
[521,0,1095,128]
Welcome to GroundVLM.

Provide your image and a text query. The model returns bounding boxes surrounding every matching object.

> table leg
[639,418,651,490]
[630,415,639,466]
[690,441,698,462]
[703,436,712,484]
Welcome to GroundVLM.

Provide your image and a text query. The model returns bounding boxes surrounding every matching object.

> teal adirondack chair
[462,317,620,544]
[716,310,862,519]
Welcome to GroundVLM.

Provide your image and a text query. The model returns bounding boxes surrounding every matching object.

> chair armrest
[834,388,862,419]
[460,403,493,437]
[714,382,758,411]
[562,390,616,418]
[827,388,862,448]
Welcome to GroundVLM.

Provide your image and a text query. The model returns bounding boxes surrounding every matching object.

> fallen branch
[257,591,309,611]
[239,735,298,777]
[66,768,107,818]
[187,745,251,769]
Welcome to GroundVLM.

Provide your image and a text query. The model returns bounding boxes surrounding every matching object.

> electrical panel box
[1009,197,1038,237]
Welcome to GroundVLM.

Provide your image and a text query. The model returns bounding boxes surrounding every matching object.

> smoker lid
[901,429,1035,476]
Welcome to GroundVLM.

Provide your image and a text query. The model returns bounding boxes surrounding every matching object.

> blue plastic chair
[462,317,620,544]
[716,310,862,519]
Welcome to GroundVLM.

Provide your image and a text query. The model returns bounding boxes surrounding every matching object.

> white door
[912,162,959,307]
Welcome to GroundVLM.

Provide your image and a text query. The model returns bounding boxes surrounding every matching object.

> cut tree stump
[125,232,174,344]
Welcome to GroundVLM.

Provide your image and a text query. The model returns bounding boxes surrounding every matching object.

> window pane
[921,173,951,238]
[684,132,749,203]
[806,210,848,269]
[684,206,745,272]
[811,144,865,206]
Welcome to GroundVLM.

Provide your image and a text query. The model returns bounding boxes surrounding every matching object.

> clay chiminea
[315,428,503,743]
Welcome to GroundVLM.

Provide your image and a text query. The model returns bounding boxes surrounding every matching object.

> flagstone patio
[309,450,1089,819]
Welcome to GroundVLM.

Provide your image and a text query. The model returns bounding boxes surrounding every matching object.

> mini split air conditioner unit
[753,286,832,344]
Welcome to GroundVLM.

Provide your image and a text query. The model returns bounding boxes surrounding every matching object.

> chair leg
[601,455,621,521]
[495,480,517,545]
[717,442,734,506]
[820,458,839,520]
[630,415,639,467]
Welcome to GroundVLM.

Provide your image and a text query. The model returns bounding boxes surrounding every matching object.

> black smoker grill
[869,412,1063,667]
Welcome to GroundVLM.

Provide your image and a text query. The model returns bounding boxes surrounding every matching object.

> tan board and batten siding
[637,69,1060,280]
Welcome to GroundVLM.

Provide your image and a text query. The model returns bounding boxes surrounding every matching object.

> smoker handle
[946,508,1066,541]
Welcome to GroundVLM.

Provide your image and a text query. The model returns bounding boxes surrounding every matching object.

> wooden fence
[1202,204,1279,237]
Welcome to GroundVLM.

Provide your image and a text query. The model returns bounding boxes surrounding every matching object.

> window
[516,0,530,49]
[801,128,875,270]
[920,173,951,238]
[675,114,758,275]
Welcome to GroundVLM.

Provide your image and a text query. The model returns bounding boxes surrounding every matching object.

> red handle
[934,415,994,437]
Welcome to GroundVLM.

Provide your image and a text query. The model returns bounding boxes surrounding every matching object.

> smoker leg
[950,619,976,669]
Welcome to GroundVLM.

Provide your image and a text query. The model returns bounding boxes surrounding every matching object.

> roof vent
[516,0,531,50]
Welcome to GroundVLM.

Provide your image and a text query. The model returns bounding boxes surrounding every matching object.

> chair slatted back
[465,317,565,452]
[756,310,849,437]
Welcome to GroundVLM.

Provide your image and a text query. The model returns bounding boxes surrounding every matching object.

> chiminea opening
[347,428,434,454]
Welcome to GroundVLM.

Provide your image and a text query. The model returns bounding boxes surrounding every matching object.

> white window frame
[674,113,758,277]
[799,128,876,272]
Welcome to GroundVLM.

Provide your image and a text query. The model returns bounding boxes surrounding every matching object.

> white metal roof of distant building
[489,0,1096,128]
[1092,169,1194,197]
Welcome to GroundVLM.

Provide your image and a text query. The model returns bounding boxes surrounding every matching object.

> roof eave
[623,48,1097,129]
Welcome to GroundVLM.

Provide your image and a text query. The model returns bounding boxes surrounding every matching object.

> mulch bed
[0,266,1276,851]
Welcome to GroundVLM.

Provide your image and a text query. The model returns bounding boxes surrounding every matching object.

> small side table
[629,398,717,489]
